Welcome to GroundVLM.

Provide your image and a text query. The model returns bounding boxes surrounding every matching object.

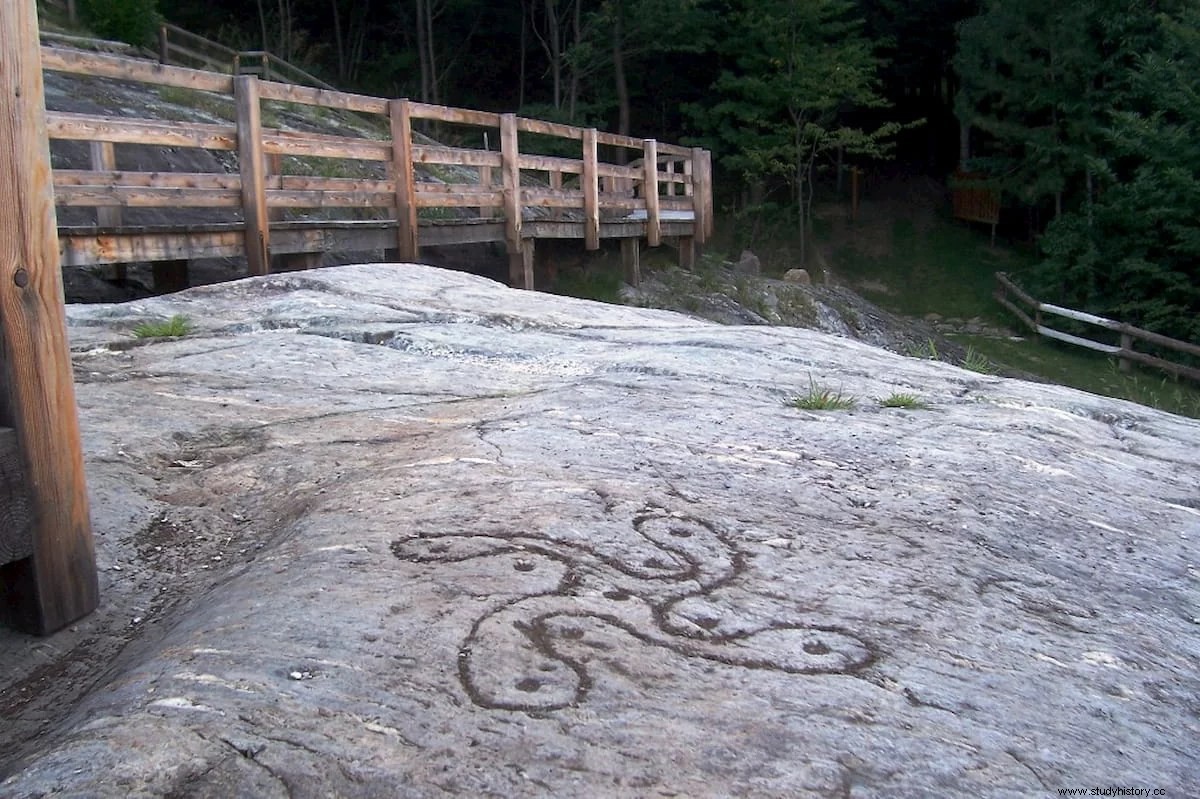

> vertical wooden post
[702,149,714,240]
[643,139,661,247]
[478,164,493,219]
[90,141,126,281]
[621,237,640,287]
[665,160,676,197]
[520,240,535,290]
[235,75,270,276]
[500,113,524,286]
[582,128,600,251]
[677,236,695,271]
[549,170,563,221]
[689,147,706,246]
[389,99,419,261]
[1119,331,1133,373]
[158,24,168,65]
[0,0,97,635]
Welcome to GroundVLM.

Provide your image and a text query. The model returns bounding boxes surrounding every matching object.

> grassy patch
[550,268,623,305]
[133,314,192,338]
[961,345,997,374]
[953,334,1200,418]
[789,377,857,411]
[879,392,930,409]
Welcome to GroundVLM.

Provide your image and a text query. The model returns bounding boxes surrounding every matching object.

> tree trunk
[567,0,582,121]
[545,0,561,109]
[613,1,629,137]
[416,0,431,102]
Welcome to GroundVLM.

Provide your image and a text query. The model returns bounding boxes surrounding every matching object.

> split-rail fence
[995,272,1200,383]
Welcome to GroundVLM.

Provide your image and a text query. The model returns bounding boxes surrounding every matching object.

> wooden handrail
[38,47,713,284]
[995,272,1200,382]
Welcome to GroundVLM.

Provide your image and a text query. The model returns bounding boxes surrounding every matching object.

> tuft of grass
[133,314,192,338]
[962,345,997,374]
[788,377,857,410]
[906,338,940,360]
[879,392,930,409]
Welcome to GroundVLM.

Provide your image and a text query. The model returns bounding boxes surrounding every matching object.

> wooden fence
[2,0,98,636]
[42,45,713,288]
[995,272,1200,383]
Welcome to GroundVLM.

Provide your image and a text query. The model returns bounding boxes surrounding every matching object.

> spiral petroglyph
[391,504,874,711]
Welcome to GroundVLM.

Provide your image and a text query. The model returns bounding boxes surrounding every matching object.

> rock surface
[2,263,1198,797]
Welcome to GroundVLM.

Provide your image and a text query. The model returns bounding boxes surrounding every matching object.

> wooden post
[1119,331,1133,373]
[234,75,270,276]
[158,24,168,65]
[478,164,493,219]
[665,160,676,197]
[703,150,714,240]
[90,141,126,281]
[500,113,523,285]
[549,170,563,221]
[643,139,661,247]
[389,99,419,261]
[621,237,640,287]
[677,236,695,271]
[520,240,535,290]
[690,147,706,246]
[0,0,98,635]
[583,128,600,251]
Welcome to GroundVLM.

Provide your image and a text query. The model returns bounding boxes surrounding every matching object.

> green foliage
[957,1,1198,342]
[906,339,940,360]
[550,268,624,305]
[788,377,857,410]
[79,0,162,47]
[961,345,996,374]
[1033,5,1200,344]
[879,392,930,409]
[133,315,192,338]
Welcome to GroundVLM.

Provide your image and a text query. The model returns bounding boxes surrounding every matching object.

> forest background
[74,0,1200,344]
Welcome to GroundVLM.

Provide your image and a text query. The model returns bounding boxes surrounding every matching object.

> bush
[79,0,162,47]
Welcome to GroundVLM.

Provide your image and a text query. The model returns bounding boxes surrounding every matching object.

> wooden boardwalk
[42,47,714,291]
[3,8,713,635]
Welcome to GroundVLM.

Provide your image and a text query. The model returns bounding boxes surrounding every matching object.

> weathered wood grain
[582,129,600,250]
[0,427,33,565]
[40,45,234,93]
[257,81,389,115]
[46,112,237,150]
[642,139,661,247]
[389,99,419,261]
[235,76,270,276]
[1,0,97,635]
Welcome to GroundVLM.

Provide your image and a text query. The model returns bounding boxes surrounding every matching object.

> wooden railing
[995,272,1200,383]
[41,46,713,287]
[156,23,336,90]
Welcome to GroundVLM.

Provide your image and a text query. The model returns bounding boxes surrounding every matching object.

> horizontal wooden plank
[1036,325,1122,354]
[275,176,394,193]
[41,46,234,93]
[655,142,691,157]
[994,291,1036,332]
[594,130,644,150]
[516,118,584,141]
[164,41,230,73]
[413,182,499,195]
[58,227,246,265]
[46,112,237,150]
[517,153,584,175]
[521,187,584,208]
[995,272,1039,310]
[54,185,241,207]
[1123,324,1200,358]
[54,170,242,190]
[0,427,33,566]
[257,81,389,115]
[1039,302,1123,331]
[263,129,391,161]
[412,145,502,168]
[266,189,396,208]
[597,163,641,181]
[413,192,503,208]
[409,101,500,128]
[1120,349,1200,383]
